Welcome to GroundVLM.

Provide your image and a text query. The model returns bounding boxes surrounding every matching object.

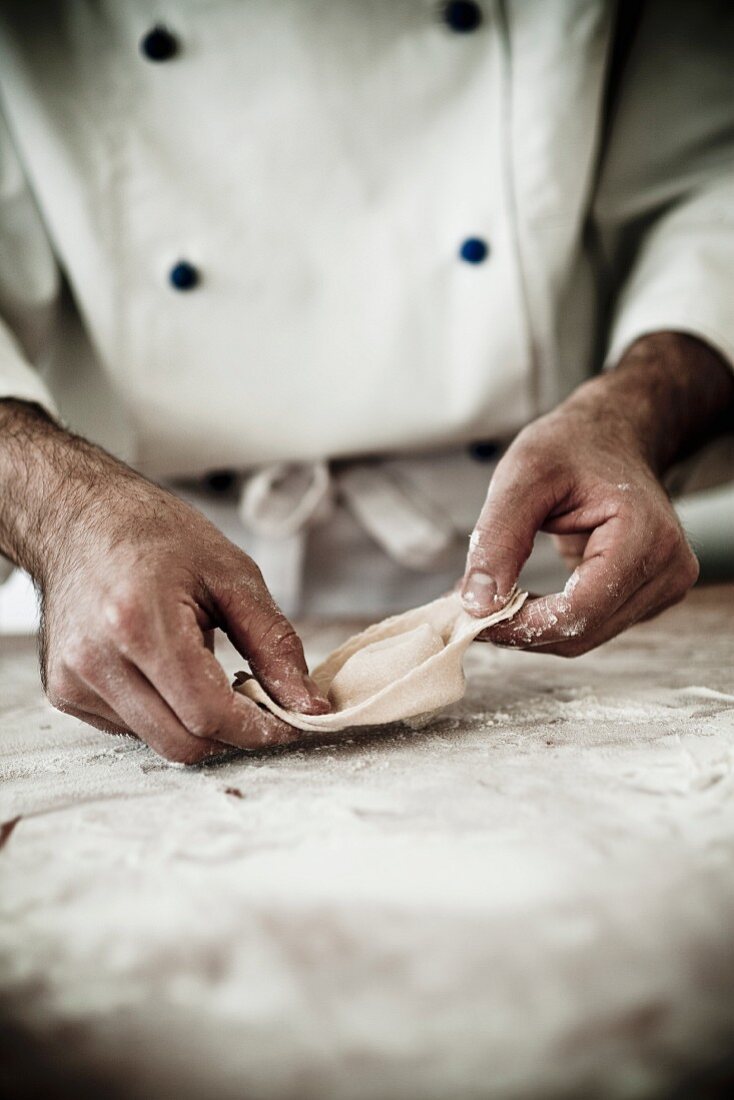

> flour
[2,590,734,1100]
[563,571,580,599]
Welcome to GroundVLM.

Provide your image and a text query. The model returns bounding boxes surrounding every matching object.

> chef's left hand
[461,332,734,655]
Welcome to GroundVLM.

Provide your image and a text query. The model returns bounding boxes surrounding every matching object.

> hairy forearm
[564,332,734,476]
[0,399,146,584]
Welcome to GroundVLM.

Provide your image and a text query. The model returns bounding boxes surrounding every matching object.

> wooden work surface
[1,586,734,1099]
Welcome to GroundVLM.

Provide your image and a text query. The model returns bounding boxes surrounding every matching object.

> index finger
[462,457,555,615]
[124,600,296,750]
[482,514,647,649]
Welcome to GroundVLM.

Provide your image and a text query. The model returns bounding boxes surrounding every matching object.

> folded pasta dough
[234,587,527,733]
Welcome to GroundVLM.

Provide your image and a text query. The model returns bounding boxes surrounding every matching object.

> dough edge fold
[235,588,528,733]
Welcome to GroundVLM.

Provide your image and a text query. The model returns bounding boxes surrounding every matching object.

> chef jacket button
[205,470,237,493]
[442,1,483,33]
[169,261,199,291]
[468,440,499,462]
[459,237,489,264]
[140,25,179,62]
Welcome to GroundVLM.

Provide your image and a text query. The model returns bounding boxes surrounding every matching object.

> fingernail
[300,673,331,715]
[461,571,499,614]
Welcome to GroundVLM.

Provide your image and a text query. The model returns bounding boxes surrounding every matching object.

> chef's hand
[461,333,734,655]
[0,401,329,762]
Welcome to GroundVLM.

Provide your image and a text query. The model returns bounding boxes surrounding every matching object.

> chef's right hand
[0,400,329,763]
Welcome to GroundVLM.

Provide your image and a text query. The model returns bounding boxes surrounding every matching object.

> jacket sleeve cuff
[604,308,734,375]
[0,323,58,417]
[604,181,734,374]
[0,326,58,585]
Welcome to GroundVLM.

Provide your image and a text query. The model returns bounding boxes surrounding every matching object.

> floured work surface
[2,586,734,1100]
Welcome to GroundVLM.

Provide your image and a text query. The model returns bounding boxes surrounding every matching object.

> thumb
[461,464,551,616]
[215,571,330,716]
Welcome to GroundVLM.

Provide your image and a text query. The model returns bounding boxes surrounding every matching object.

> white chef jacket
[0,1,733,610]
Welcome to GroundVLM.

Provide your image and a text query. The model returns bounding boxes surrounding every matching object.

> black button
[205,470,237,493]
[442,1,483,33]
[468,440,499,462]
[169,261,199,291]
[140,25,178,62]
[459,237,489,264]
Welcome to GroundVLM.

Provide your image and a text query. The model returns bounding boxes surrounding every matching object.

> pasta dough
[234,588,528,733]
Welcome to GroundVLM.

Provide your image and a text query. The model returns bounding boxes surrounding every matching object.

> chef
[0,1,733,763]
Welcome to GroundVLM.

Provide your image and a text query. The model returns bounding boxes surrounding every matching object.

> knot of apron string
[238,460,460,572]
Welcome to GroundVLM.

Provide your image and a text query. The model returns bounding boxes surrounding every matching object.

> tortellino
[235,588,527,732]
